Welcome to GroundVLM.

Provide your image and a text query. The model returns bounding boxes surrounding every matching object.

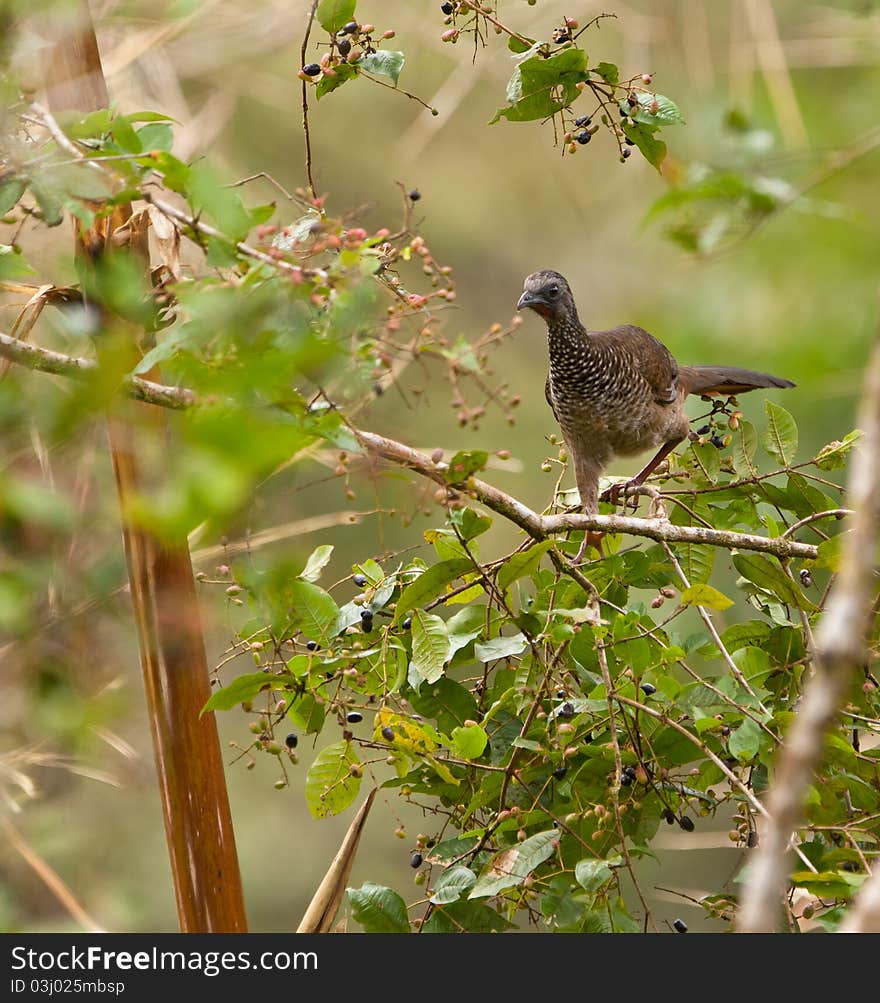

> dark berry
[575,130,591,145]
[285,732,298,749]
[360,610,374,632]
[440,1,454,13]
[673,919,688,933]
[556,689,566,699]
[663,809,675,825]
[574,115,591,127]
[306,640,318,651]
[711,435,725,449]
[678,816,695,832]
[346,711,363,724]
[624,136,635,146]
[408,189,421,202]
[624,765,637,779]
[303,63,321,77]
[382,726,395,742]
[410,852,423,869]
[353,573,368,587]
[697,424,711,435]
[747,830,759,848]
[401,617,412,631]
[640,682,656,696]
[337,38,351,56]
[553,766,567,780]
[343,21,359,34]
[799,569,813,587]
[552,820,559,828]
[626,93,638,107]
[552,28,571,43]
[620,773,633,786]
[558,701,575,718]
[622,148,632,159]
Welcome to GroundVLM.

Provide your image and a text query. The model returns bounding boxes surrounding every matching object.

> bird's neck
[547,316,590,361]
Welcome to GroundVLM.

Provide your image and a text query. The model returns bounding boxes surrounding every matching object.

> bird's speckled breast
[547,323,665,457]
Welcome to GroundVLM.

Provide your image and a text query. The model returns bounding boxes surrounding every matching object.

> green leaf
[450,506,492,541]
[409,610,450,687]
[474,633,527,662]
[497,540,554,592]
[317,0,356,33]
[394,559,471,622]
[491,47,588,124]
[761,400,798,466]
[316,62,359,99]
[816,535,841,572]
[201,670,291,712]
[575,858,616,894]
[446,605,486,659]
[733,552,809,608]
[422,900,514,933]
[289,692,326,734]
[732,420,759,477]
[689,439,721,482]
[444,449,489,484]
[430,865,477,905]
[288,579,340,642]
[300,544,334,583]
[451,724,488,760]
[673,543,714,584]
[0,177,27,216]
[360,50,405,85]
[29,178,64,226]
[136,122,173,152]
[622,121,667,172]
[507,35,537,55]
[728,717,763,762]
[625,91,685,126]
[593,61,619,85]
[814,429,861,471]
[470,830,558,898]
[407,677,479,735]
[305,741,361,818]
[681,584,734,611]
[347,883,410,933]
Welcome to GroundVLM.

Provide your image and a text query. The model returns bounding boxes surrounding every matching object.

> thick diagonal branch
[737,337,880,933]
[0,330,820,562]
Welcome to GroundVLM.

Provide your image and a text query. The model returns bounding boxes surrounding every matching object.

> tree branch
[0,330,821,562]
[737,336,880,933]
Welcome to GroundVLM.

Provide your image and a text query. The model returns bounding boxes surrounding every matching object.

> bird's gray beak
[517,290,543,311]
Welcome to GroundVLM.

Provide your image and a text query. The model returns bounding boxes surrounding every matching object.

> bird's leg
[571,453,605,563]
[600,436,685,509]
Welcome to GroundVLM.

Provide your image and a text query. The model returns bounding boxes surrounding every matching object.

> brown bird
[517,270,794,557]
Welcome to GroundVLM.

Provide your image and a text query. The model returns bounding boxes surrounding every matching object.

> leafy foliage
[205,396,876,933]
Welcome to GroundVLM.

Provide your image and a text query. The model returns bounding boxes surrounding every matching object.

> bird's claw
[600,479,640,511]
[574,530,605,563]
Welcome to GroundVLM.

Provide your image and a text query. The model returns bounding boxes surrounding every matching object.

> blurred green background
[1,0,878,932]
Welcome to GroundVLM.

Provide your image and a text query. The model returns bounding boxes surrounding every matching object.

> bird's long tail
[679,365,795,397]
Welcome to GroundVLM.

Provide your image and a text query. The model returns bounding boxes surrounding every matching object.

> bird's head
[516,270,577,324]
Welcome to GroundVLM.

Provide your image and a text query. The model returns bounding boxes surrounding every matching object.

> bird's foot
[600,478,642,511]
[573,530,605,563]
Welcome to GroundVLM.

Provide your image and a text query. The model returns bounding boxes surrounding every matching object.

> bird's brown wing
[544,373,558,420]
[593,324,679,405]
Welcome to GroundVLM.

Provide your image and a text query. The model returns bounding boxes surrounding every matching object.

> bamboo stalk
[41,0,247,932]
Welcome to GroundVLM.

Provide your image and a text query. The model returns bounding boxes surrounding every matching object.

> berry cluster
[299,19,396,83]
[693,395,742,450]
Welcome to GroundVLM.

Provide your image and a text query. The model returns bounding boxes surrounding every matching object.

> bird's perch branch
[737,336,880,933]
[0,329,819,563]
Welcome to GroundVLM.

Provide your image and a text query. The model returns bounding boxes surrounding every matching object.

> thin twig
[301,1,320,197]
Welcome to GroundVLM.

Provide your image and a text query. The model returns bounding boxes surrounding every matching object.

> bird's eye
[548,285,559,297]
